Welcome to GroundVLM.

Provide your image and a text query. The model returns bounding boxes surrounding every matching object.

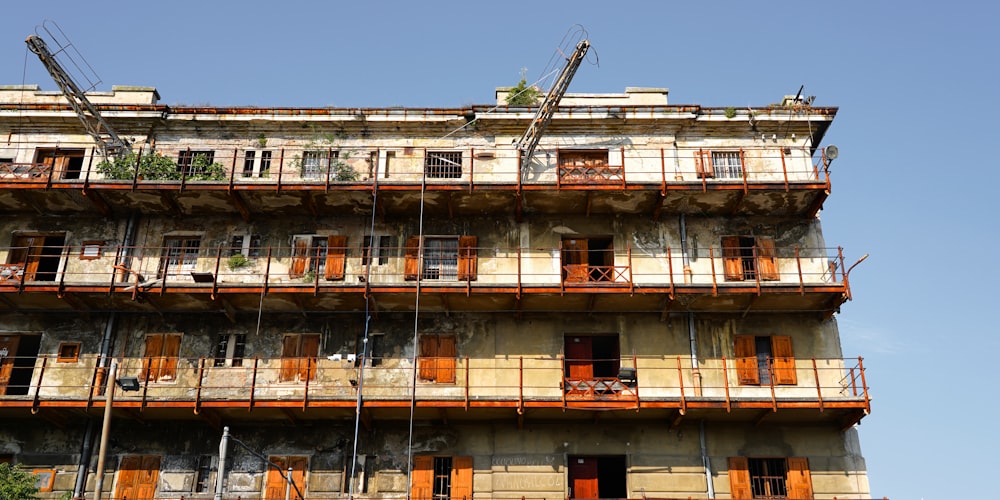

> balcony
[0,145,831,218]
[0,354,870,428]
[0,243,853,314]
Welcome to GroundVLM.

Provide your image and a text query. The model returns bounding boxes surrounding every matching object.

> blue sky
[3,2,998,499]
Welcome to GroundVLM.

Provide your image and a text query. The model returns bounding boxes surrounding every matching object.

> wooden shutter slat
[451,456,473,500]
[265,456,288,500]
[280,336,299,382]
[300,334,320,381]
[418,335,437,381]
[721,236,744,281]
[695,149,714,178]
[404,236,420,281]
[411,456,434,500]
[756,236,779,281]
[734,335,759,385]
[437,335,457,384]
[325,235,347,280]
[115,456,141,500]
[143,335,164,382]
[786,457,813,499]
[457,235,478,281]
[771,335,797,385]
[290,237,309,278]
[161,334,181,381]
[727,457,752,500]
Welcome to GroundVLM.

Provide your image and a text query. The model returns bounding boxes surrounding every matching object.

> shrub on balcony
[97,152,181,180]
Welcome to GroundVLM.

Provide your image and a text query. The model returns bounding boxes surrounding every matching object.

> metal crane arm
[515,39,590,172]
[25,35,131,158]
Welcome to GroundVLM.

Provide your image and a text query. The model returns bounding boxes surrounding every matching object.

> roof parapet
[0,84,159,105]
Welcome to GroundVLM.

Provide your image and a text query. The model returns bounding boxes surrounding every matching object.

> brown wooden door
[410,455,433,500]
[115,455,160,500]
[265,456,307,500]
[786,457,813,499]
[565,336,594,380]
[563,239,589,282]
[568,457,599,499]
[324,235,347,280]
[0,335,20,394]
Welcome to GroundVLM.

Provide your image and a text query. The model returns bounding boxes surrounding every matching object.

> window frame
[728,456,813,499]
[403,235,477,281]
[695,148,746,179]
[424,151,463,179]
[721,235,779,282]
[213,333,247,367]
[177,150,216,177]
[734,334,797,386]
[57,342,81,363]
[80,240,103,260]
[279,333,320,382]
[158,236,202,277]
[411,455,472,500]
[142,333,182,382]
[417,334,457,384]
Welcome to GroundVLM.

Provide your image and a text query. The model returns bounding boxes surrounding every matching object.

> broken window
[177,150,216,177]
[561,236,615,283]
[734,335,796,385]
[361,235,394,266]
[289,235,347,280]
[721,236,778,282]
[403,236,477,281]
[279,334,320,382]
[728,457,813,499]
[213,334,247,367]
[158,237,201,278]
[142,334,181,382]
[695,149,745,179]
[417,335,456,383]
[57,342,81,363]
[424,151,463,179]
[230,234,262,258]
[411,456,472,500]
[36,148,85,179]
[301,150,337,180]
[558,149,621,183]
[194,455,213,493]
[7,233,66,282]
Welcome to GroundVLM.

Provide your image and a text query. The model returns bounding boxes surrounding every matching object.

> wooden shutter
[694,149,714,178]
[265,456,288,500]
[562,238,589,283]
[54,156,70,179]
[0,335,21,391]
[450,456,473,500]
[300,334,320,381]
[457,235,478,281]
[771,335,797,385]
[437,335,457,384]
[411,455,434,500]
[727,457,752,500]
[721,236,744,281]
[280,335,300,382]
[115,456,141,500]
[160,334,181,381]
[135,455,161,500]
[786,457,814,499]
[565,336,594,380]
[418,335,437,381]
[290,236,310,278]
[734,335,759,385]
[404,236,421,280]
[756,237,779,281]
[325,235,347,280]
[288,456,308,500]
[143,335,164,382]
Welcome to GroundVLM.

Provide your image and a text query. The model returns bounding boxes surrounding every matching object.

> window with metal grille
[712,151,743,179]
[195,455,213,493]
[230,234,262,258]
[748,458,788,498]
[362,235,394,266]
[432,457,453,500]
[424,151,463,179]
[422,238,459,280]
[302,150,337,179]
[159,237,201,276]
[177,150,216,177]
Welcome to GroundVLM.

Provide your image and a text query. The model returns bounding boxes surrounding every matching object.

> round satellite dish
[825,145,839,160]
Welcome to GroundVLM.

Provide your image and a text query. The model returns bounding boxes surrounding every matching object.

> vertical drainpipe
[72,421,94,498]
[699,420,715,498]
[679,214,692,283]
[680,214,701,394]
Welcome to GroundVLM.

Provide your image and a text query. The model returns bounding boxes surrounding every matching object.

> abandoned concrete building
[0,80,873,499]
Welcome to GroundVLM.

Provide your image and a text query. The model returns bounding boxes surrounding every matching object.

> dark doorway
[568,455,627,499]
[0,334,41,396]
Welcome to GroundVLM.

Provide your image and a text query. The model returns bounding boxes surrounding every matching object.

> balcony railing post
[813,357,823,412]
[31,355,47,413]
[722,356,731,413]
[795,246,804,294]
[780,146,789,190]
[767,357,777,412]
[709,247,718,296]
[858,356,870,413]
[676,356,686,415]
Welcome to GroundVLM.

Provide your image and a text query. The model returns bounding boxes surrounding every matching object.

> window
[411,456,472,500]
[177,150,216,177]
[32,469,56,492]
[8,233,66,282]
[362,235,394,266]
[417,335,456,383]
[230,234,262,258]
[36,148,85,179]
[280,334,320,382]
[734,335,796,385]
[728,457,813,499]
[80,241,103,260]
[721,236,778,282]
[194,456,213,493]
[562,237,615,283]
[158,237,201,277]
[363,333,384,367]
[694,149,745,179]
[242,151,255,177]
[213,334,247,367]
[289,235,347,280]
[424,151,463,179]
[403,236,477,281]
[302,150,338,179]
[57,342,81,363]
[142,334,181,382]
[242,150,273,178]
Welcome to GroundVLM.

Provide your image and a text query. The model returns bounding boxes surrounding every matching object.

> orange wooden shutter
[265,456,288,500]
[136,455,160,499]
[563,238,589,282]
[734,335,759,385]
[300,334,320,381]
[727,457,751,499]
[457,235,478,281]
[404,236,421,280]
[418,335,437,381]
[437,335,457,384]
[143,335,164,382]
[0,335,21,390]
[290,237,309,278]
[325,235,347,280]
[280,335,299,382]
[771,335,797,385]
[411,455,434,500]
[288,456,308,500]
[450,456,473,500]
[115,455,141,500]
[695,149,713,178]
[54,156,70,178]
[721,236,744,281]
[786,457,814,499]
[756,237,779,281]
[161,334,181,381]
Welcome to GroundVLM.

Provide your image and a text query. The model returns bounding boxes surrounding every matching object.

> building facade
[0,83,872,499]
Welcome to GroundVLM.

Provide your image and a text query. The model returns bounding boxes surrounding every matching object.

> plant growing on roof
[505,77,542,107]
[724,107,737,119]
[291,129,360,182]
[227,253,250,271]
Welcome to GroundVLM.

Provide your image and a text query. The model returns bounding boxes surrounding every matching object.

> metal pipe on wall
[679,214,692,283]
[700,420,715,498]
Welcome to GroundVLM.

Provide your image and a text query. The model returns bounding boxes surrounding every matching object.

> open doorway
[36,148,85,180]
[0,334,42,396]
[564,335,621,396]
[568,455,626,499]
[8,233,65,282]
